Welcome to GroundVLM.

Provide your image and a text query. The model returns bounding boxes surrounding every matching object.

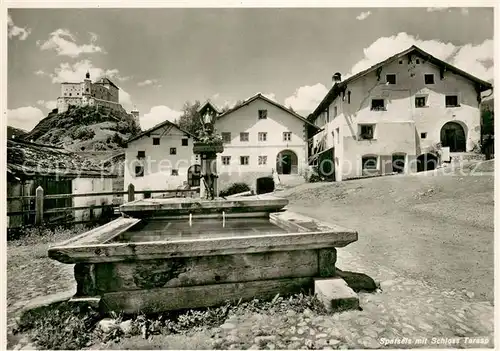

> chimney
[332,72,342,86]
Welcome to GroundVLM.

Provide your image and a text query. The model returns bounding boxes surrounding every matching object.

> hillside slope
[23,105,141,152]
[7,126,27,139]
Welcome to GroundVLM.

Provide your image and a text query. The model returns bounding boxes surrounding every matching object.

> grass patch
[8,224,99,246]
[15,292,326,350]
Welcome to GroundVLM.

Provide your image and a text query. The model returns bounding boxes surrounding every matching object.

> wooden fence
[7,184,199,227]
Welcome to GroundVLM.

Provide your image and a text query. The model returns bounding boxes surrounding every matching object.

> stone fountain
[48,110,360,314]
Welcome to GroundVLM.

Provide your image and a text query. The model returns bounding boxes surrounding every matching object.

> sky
[7,6,494,131]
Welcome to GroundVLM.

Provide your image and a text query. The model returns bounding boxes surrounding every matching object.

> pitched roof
[309,45,494,120]
[217,93,320,129]
[126,119,198,144]
[197,100,221,114]
[7,139,116,178]
[95,77,119,89]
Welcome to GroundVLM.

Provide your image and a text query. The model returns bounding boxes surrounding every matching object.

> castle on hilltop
[56,71,139,122]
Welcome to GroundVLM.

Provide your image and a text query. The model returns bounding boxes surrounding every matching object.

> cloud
[140,106,183,130]
[8,106,45,131]
[36,100,57,110]
[137,79,159,87]
[8,14,31,40]
[119,89,134,111]
[356,11,371,21]
[36,29,104,57]
[345,32,493,82]
[284,83,329,114]
[50,60,127,83]
[34,70,46,76]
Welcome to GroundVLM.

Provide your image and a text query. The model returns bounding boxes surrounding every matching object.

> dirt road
[279,169,494,302]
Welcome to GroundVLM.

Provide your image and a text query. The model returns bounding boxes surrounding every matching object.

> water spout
[189,213,192,227]
[222,211,226,228]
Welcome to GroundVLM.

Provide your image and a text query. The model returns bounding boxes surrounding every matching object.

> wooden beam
[99,277,313,314]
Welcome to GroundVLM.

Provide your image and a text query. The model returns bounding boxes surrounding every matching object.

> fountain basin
[48,208,357,314]
[118,195,289,218]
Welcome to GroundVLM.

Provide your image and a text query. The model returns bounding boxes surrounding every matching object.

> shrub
[219,182,251,197]
[72,127,95,141]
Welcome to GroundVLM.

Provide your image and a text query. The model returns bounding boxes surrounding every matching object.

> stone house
[123,120,200,198]
[308,45,493,181]
[214,93,320,190]
[7,139,116,227]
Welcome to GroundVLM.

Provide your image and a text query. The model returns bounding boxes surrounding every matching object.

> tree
[177,100,202,135]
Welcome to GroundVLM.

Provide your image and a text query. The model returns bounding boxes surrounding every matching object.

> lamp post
[193,108,224,200]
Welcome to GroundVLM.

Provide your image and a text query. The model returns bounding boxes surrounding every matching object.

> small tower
[131,105,140,124]
[83,71,92,97]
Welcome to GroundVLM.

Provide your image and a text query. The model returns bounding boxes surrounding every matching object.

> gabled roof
[95,77,119,89]
[309,45,494,120]
[126,119,198,144]
[217,93,320,130]
[7,139,116,178]
[197,100,221,114]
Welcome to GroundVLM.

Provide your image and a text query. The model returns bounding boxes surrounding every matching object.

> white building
[214,93,319,190]
[123,120,200,198]
[308,45,493,181]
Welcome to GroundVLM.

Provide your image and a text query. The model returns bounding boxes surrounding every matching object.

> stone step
[314,278,359,313]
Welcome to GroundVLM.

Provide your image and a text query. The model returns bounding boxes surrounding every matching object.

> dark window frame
[445,95,459,108]
[359,124,374,140]
[221,132,231,143]
[415,96,427,108]
[135,165,144,177]
[258,110,268,119]
[240,156,249,165]
[424,74,435,85]
[181,138,189,146]
[137,150,146,159]
[362,156,378,171]
[153,137,160,145]
[170,147,177,155]
[221,156,231,165]
[240,132,249,142]
[386,74,397,85]
[371,99,386,111]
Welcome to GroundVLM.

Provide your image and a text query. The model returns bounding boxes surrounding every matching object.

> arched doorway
[417,153,438,172]
[276,150,298,175]
[187,164,201,187]
[441,122,466,152]
[392,153,406,173]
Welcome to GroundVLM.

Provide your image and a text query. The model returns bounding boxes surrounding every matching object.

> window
[137,151,146,159]
[386,74,396,85]
[336,128,340,144]
[258,132,267,142]
[153,137,160,145]
[399,60,403,64]
[362,156,378,172]
[222,132,231,143]
[222,156,231,165]
[333,106,338,117]
[445,95,459,107]
[258,156,267,165]
[69,93,72,96]
[371,99,385,111]
[283,132,291,141]
[415,96,427,108]
[347,91,351,104]
[359,124,374,140]
[170,147,177,155]
[424,74,435,84]
[258,110,268,119]
[421,132,427,139]
[240,132,249,142]
[86,88,89,92]
[240,156,249,165]
[181,138,188,146]
[135,165,144,177]
[416,58,420,64]
[171,169,179,176]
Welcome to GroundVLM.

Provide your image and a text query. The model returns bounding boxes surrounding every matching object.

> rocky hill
[7,126,27,139]
[23,105,141,153]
